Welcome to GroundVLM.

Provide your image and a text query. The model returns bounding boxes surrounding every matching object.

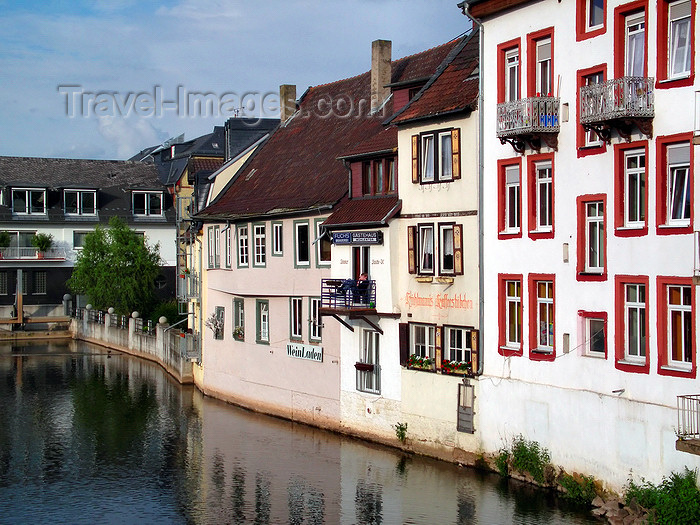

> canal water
[0,340,598,524]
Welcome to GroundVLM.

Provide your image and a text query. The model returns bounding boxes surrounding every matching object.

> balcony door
[625,13,645,76]
[352,246,370,279]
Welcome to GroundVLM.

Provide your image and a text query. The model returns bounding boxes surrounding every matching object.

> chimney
[279,84,297,122]
[371,39,392,113]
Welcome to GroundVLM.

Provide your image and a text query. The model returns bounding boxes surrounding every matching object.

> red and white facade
[466,0,700,489]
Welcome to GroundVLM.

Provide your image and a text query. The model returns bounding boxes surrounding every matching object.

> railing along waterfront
[496,96,560,137]
[580,76,654,124]
[678,394,700,440]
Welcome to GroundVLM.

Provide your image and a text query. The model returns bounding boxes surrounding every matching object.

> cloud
[97,116,168,158]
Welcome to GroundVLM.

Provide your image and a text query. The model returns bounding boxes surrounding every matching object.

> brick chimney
[279,84,297,122]
[371,39,392,113]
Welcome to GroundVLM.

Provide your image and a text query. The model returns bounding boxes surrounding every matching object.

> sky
[0,0,470,161]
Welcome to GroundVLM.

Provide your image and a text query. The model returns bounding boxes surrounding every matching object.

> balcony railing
[0,247,67,260]
[177,271,200,301]
[321,278,376,310]
[678,394,700,440]
[580,76,654,125]
[496,96,560,138]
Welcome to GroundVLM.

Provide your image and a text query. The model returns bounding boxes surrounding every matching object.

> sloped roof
[392,32,479,125]
[391,39,459,85]
[322,196,401,229]
[340,127,398,159]
[188,157,224,183]
[198,39,460,221]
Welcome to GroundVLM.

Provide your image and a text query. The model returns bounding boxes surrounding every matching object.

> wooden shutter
[435,326,442,370]
[407,226,417,274]
[471,330,479,374]
[451,128,461,180]
[399,323,409,366]
[411,134,420,183]
[453,224,463,275]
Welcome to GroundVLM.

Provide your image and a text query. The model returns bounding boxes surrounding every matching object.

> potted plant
[31,233,53,258]
[0,231,10,259]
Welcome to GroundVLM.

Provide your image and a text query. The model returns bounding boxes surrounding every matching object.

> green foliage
[148,300,186,326]
[559,473,597,506]
[68,216,162,315]
[626,468,700,524]
[0,230,11,248]
[495,449,510,477]
[31,232,53,251]
[510,434,551,483]
[394,422,408,443]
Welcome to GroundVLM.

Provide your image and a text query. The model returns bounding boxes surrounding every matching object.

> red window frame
[656,0,695,89]
[528,273,555,362]
[497,158,522,239]
[498,273,523,357]
[614,274,650,374]
[657,276,696,378]
[578,310,608,359]
[527,153,555,240]
[576,194,607,282]
[576,64,607,158]
[526,27,554,97]
[613,1,648,79]
[576,0,607,41]
[614,141,649,237]
[497,38,520,104]
[655,132,694,235]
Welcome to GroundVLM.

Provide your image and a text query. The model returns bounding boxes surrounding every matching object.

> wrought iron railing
[580,76,654,124]
[496,96,560,137]
[678,394,700,440]
[0,247,67,260]
[321,278,376,310]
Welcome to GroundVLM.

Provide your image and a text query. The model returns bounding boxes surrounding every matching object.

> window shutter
[451,128,461,180]
[399,323,409,366]
[453,224,463,275]
[471,330,479,374]
[435,326,442,370]
[407,226,417,274]
[411,134,420,183]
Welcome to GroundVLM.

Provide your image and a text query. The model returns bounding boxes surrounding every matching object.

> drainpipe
[460,2,485,376]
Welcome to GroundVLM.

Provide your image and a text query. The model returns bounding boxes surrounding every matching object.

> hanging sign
[332,231,383,245]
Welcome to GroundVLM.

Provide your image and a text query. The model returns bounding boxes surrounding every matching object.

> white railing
[580,76,654,125]
[678,394,700,439]
[496,96,560,137]
[177,271,200,301]
[0,247,67,260]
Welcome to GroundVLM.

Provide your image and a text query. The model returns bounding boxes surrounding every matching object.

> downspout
[460,2,485,376]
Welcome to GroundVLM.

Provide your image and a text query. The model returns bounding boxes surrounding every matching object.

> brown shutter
[411,134,420,183]
[435,326,442,370]
[471,330,479,374]
[451,128,461,180]
[399,323,409,366]
[407,226,416,274]
[453,224,463,275]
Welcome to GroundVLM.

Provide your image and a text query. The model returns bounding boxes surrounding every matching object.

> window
[588,0,605,29]
[528,274,555,360]
[12,188,45,215]
[615,276,649,373]
[294,221,310,267]
[497,40,521,103]
[214,227,221,268]
[0,272,6,295]
[290,297,303,340]
[583,72,604,147]
[73,231,91,250]
[613,142,647,236]
[535,38,552,96]
[577,195,606,279]
[626,12,645,76]
[438,224,455,275]
[272,222,283,256]
[580,312,607,357]
[411,130,460,184]
[253,224,266,267]
[417,224,434,274]
[207,226,220,269]
[224,227,231,268]
[498,276,523,355]
[64,189,96,216]
[577,0,607,40]
[498,160,521,237]
[22,272,28,295]
[410,324,435,362]
[309,297,322,342]
[132,191,163,216]
[233,298,244,340]
[213,306,224,340]
[357,330,380,394]
[315,219,331,267]
[657,0,694,86]
[33,271,46,295]
[528,155,554,238]
[444,326,472,365]
[237,225,249,267]
[656,135,693,234]
[577,65,608,156]
[256,299,269,344]
[658,278,695,376]
[361,158,397,195]
[408,224,463,276]
[624,284,646,361]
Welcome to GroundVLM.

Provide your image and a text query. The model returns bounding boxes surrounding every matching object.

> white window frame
[316,220,331,267]
[410,324,436,360]
[64,189,97,216]
[625,12,646,77]
[132,191,163,217]
[438,224,455,275]
[225,227,232,267]
[445,326,472,364]
[535,161,553,231]
[253,224,266,267]
[584,72,604,147]
[586,0,605,31]
[214,226,220,269]
[505,165,520,233]
[233,297,244,339]
[438,131,453,181]
[668,0,692,80]
[624,149,645,228]
[310,297,322,342]
[418,224,434,275]
[667,144,691,225]
[272,222,283,255]
[237,225,249,267]
[585,201,605,273]
[257,300,269,343]
[536,281,554,353]
[12,188,46,215]
[584,316,606,356]
[295,221,310,267]
[421,134,435,183]
[505,48,519,102]
[207,227,215,269]
[290,297,303,340]
[624,283,646,361]
[667,285,692,369]
[505,280,521,348]
[535,37,552,96]
[357,330,380,395]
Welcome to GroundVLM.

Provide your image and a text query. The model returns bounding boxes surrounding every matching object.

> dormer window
[64,189,96,216]
[133,191,163,216]
[12,188,46,215]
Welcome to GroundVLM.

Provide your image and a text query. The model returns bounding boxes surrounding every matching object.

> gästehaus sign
[332,231,383,245]
[287,343,323,362]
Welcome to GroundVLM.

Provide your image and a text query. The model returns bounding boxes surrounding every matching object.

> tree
[68,216,163,315]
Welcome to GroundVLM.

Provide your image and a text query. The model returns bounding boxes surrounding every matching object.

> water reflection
[0,340,598,524]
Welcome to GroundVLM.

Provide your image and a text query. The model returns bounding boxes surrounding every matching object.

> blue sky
[0,0,469,160]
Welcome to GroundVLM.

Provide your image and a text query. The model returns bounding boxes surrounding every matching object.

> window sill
[529,228,552,234]
[616,225,645,231]
[658,76,690,84]
[500,345,521,352]
[617,358,645,367]
[659,222,691,229]
[583,352,606,359]
[531,348,553,354]
[435,276,454,284]
[660,364,692,373]
[415,276,433,283]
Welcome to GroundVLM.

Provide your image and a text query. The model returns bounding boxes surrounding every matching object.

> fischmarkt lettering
[287,343,323,362]
[405,292,473,310]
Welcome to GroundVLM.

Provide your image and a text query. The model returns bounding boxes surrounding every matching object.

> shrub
[559,473,597,506]
[626,468,700,524]
[510,434,551,483]
[394,422,408,443]
[495,449,510,477]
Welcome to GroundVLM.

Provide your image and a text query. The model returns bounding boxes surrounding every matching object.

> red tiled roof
[391,39,459,85]
[340,127,398,159]
[322,196,401,228]
[189,157,224,175]
[392,33,480,124]
[198,40,459,221]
